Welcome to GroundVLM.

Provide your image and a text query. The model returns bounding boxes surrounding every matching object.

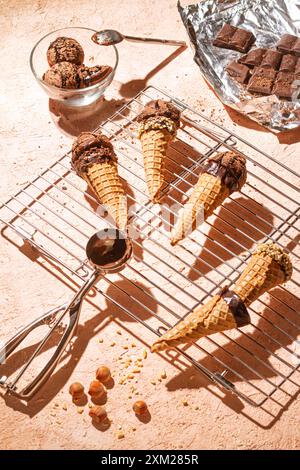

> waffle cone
[84,161,127,230]
[233,250,287,306]
[140,129,172,203]
[151,295,238,352]
[170,173,230,245]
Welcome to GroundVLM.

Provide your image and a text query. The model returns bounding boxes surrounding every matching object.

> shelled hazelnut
[133,400,148,415]
[88,380,106,399]
[96,366,111,383]
[69,382,84,400]
[89,405,107,424]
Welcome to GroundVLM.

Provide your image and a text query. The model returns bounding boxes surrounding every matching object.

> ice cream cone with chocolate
[137,99,181,203]
[151,242,292,352]
[72,132,127,231]
[170,151,247,245]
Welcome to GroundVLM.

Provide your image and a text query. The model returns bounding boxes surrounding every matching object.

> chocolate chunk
[292,38,300,56]
[279,54,297,72]
[273,72,298,99]
[260,50,282,70]
[295,58,300,77]
[229,28,255,53]
[219,287,250,328]
[213,23,237,48]
[276,34,297,53]
[277,72,295,84]
[238,48,267,68]
[247,67,276,95]
[226,61,250,84]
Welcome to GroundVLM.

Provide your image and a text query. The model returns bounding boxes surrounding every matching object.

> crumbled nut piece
[117,431,125,439]
[131,343,136,348]
[98,338,103,343]
[123,345,129,350]
[161,370,167,379]
[182,400,189,406]
[62,403,68,411]
[150,380,156,385]
[132,368,140,373]
[110,342,116,347]
[77,407,84,414]
[143,350,148,359]
[127,374,134,380]
[116,330,122,335]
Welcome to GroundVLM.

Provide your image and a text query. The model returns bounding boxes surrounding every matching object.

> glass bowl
[30,27,118,107]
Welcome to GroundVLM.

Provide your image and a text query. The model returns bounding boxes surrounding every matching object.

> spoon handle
[123,35,186,46]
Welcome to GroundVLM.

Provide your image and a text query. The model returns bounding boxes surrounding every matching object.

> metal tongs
[0,229,132,400]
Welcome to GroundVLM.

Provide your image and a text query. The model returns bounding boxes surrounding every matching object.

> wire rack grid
[0,85,299,407]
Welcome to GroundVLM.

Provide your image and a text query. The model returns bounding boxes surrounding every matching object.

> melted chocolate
[202,152,247,194]
[72,132,117,175]
[219,286,250,327]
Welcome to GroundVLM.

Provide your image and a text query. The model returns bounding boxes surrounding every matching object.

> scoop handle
[123,35,186,46]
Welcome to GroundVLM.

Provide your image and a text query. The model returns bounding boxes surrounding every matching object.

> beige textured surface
[0,0,300,450]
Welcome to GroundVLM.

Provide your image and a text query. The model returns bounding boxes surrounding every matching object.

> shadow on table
[161,285,300,429]
[48,95,128,138]
[118,45,187,99]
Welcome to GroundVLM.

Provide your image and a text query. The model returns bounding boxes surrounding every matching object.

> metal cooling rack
[0,85,299,407]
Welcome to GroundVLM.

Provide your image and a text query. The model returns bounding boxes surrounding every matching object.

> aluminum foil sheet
[178,0,300,131]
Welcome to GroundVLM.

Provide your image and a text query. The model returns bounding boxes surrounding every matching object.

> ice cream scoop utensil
[91,29,186,47]
[0,229,132,400]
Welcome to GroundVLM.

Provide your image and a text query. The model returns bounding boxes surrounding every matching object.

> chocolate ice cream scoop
[47,36,84,66]
[72,132,117,175]
[137,99,181,127]
[202,151,247,193]
[77,65,113,88]
[43,62,80,89]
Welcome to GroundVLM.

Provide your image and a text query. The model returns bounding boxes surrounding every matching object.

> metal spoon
[91,29,186,47]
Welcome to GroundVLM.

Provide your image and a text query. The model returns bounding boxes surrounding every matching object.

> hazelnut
[88,380,106,398]
[89,405,107,424]
[96,366,111,383]
[133,400,148,415]
[69,382,84,400]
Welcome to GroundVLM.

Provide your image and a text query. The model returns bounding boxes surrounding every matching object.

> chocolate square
[279,54,297,73]
[292,38,300,56]
[226,61,250,83]
[247,67,276,94]
[213,23,237,48]
[273,81,294,99]
[252,67,277,80]
[229,28,255,53]
[277,72,295,84]
[276,34,297,53]
[238,48,267,68]
[273,72,299,99]
[260,50,282,70]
